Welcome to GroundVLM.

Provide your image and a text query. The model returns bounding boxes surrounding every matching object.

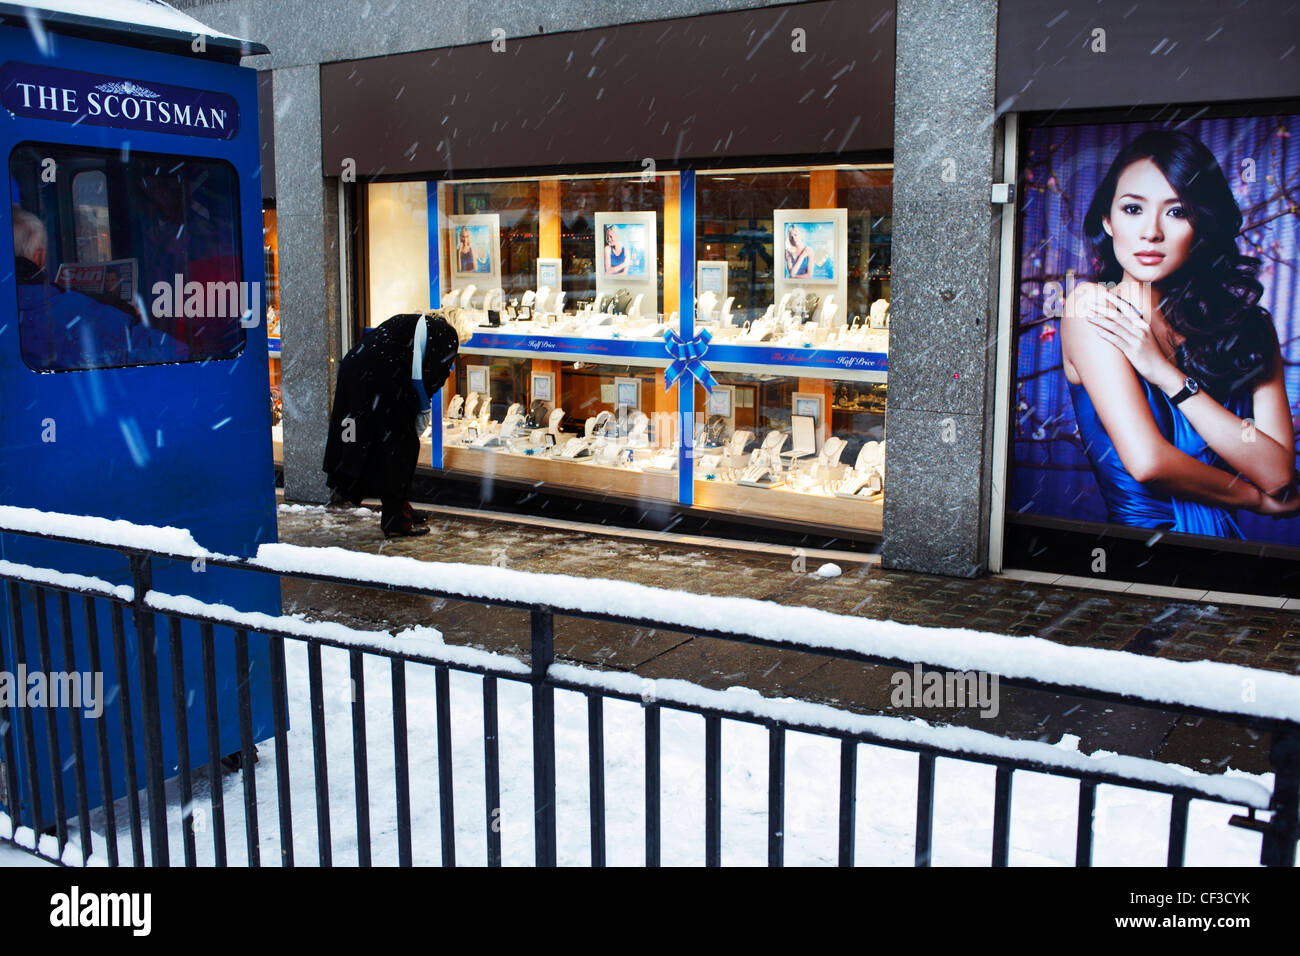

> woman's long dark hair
[1083,128,1275,397]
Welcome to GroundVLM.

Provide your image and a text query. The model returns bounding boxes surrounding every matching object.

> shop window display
[437,354,681,503]
[691,373,887,532]
[364,163,892,535]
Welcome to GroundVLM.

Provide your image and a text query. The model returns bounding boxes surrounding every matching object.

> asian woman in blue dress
[1061,129,1300,537]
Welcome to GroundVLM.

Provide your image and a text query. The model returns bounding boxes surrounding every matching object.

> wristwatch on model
[1169,376,1201,406]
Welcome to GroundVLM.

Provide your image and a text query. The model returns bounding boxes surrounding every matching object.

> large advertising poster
[1010,114,1300,547]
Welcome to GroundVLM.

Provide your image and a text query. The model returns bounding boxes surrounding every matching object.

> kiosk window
[10,142,246,372]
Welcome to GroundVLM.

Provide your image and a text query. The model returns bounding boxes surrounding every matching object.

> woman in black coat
[322,311,464,536]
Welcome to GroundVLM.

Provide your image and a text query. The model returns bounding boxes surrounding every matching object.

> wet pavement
[275,499,1300,775]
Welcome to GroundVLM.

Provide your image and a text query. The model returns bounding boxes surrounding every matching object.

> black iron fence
[0,507,1296,867]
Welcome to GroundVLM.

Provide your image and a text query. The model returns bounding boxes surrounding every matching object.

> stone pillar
[882,0,1001,576]
[273,65,340,503]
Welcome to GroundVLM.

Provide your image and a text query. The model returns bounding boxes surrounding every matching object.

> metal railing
[0,506,1296,867]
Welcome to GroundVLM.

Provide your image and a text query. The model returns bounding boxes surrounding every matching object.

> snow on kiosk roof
[0,0,268,60]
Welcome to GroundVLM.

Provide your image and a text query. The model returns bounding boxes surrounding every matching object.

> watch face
[1185,377,1199,395]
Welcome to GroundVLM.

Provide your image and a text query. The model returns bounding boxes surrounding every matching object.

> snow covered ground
[2,635,1271,867]
[0,843,55,867]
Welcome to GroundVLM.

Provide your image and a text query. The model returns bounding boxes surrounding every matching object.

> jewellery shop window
[693,372,886,531]
[694,165,892,349]
[433,171,677,500]
[435,171,673,335]
[439,355,679,503]
[689,164,891,529]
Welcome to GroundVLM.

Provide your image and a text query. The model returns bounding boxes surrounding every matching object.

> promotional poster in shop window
[1011,113,1300,548]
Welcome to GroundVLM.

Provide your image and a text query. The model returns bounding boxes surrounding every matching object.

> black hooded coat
[322,312,460,505]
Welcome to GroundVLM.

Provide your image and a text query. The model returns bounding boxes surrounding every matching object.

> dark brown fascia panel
[998,0,1300,114]
[320,0,895,178]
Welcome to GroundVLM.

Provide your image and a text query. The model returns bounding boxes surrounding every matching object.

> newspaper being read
[53,258,136,300]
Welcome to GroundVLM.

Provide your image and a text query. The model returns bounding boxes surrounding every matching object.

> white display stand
[537,258,562,300]
[466,364,490,396]
[697,260,728,305]
[783,415,817,461]
[772,208,847,326]
[530,370,554,403]
[595,210,657,316]
[792,391,826,448]
[706,385,734,433]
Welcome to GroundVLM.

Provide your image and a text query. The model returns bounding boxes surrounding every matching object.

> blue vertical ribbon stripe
[678,167,696,505]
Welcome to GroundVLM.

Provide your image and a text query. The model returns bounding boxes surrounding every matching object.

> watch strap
[1170,378,1200,407]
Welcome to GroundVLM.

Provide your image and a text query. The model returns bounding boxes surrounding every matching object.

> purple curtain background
[1010,114,1300,546]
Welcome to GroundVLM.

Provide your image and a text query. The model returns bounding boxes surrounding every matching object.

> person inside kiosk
[12,204,185,369]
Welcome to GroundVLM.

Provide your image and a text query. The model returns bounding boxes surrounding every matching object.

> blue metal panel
[0,24,279,832]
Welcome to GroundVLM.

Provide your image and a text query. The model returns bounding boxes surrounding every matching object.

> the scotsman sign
[0,61,238,139]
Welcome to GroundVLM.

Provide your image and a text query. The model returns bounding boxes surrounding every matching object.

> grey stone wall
[174,0,796,70]
[270,65,339,503]
[881,0,1001,576]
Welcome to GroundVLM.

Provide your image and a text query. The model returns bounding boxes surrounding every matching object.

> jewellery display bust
[738,448,781,487]
[835,439,885,498]
[524,399,550,429]
[626,411,650,447]
[462,392,481,421]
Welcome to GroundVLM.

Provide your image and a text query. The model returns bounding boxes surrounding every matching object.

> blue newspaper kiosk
[0,2,279,848]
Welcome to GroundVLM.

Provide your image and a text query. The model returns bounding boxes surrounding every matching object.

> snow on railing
[3,505,1297,727]
[2,566,1270,811]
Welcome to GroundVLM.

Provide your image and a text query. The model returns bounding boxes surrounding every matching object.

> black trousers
[379,496,412,533]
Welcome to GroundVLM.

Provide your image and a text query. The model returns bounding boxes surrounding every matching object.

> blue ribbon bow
[663,328,718,393]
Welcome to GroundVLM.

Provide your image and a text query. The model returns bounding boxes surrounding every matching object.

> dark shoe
[406,503,432,524]
[220,747,258,773]
[383,522,430,539]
